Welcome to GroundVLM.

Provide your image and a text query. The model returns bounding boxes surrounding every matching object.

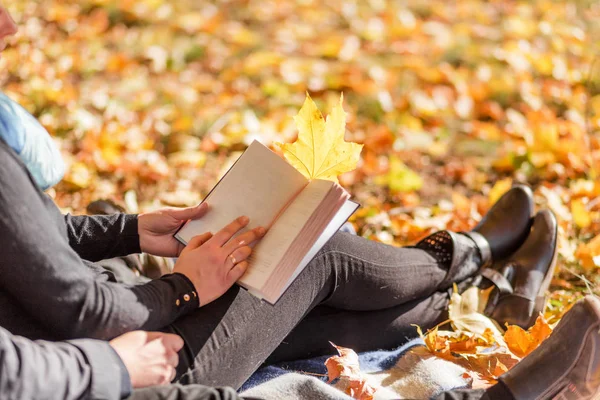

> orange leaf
[529,315,553,347]
[504,315,552,358]
[504,325,531,358]
[449,336,478,353]
[346,377,377,400]
[575,234,600,271]
[325,343,361,382]
[324,343,378,400]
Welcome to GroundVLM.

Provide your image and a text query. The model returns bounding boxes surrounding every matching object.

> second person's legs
[266,290,452,363]
[167,230,482,389]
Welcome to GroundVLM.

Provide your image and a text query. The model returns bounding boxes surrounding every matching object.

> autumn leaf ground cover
[3,0,600,333]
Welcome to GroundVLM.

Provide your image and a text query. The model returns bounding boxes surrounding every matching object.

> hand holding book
[173,214,267,306]
[175,94,363,304]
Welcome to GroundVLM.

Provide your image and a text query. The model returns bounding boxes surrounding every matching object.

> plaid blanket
[240,338,470,399]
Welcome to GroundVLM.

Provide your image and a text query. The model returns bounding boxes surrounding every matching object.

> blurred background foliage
[2,0,600,319]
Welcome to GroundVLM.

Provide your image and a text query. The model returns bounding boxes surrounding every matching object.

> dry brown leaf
[325,343,361,382]
[324,343,379,400]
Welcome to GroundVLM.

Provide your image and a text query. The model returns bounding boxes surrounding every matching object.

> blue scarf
[0,92,65,190]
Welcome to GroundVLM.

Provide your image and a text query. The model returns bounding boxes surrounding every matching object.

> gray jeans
[119,231,504,400]
[163,232,482,386]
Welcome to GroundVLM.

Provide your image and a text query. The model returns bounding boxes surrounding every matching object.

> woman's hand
[109,331,184,388]
[138,203,209,257]
[173,216,266,306]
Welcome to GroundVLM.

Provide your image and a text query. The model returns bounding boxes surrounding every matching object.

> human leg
[266,290,451,363]
[167,230,469,389]
[127,384,243,400]
[269,207,558,368]
[167,187,533,389]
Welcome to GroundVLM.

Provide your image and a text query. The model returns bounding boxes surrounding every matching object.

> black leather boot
[483,209,558,329]
[463,184,534,267]
[497,295,600,399]
[416,185,534,286]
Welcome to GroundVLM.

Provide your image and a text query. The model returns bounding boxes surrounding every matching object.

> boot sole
[530,213,559,328]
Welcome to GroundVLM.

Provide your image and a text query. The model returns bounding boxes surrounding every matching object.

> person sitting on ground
[0,5,598,400]
[1,293,600,400]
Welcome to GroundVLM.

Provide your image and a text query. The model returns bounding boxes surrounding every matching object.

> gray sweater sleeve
[0,326,127,400]
[0,138,199,341]
[64,213,142,262]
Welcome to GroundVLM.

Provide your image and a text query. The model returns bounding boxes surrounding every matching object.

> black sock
[416,230,483,286]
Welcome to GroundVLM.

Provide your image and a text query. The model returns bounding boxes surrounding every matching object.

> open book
[175,140,358,304]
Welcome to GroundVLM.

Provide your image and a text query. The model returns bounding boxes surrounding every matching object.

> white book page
[175,141,308,244]
[279,199,359,294]
[238,180,334,290]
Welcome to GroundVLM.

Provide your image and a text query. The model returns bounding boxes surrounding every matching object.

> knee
[319,231,347,254]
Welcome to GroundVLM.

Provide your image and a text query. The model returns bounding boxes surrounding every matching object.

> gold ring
[228,254,237,265]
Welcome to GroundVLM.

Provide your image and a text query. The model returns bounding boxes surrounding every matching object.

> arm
[64,200,212,261]
[0,139,263,341]
[0,142,199,340]
[0,326,126,400]
[63,213,141,262]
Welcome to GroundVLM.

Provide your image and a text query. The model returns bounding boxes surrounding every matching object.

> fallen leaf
[575,234,600,271]
[571,198,591,229]
[504,315,553,358]
[375,155,424,193]
[448,285,504,337]
[325,343,361,382]
[488,178,512,205]
[325,343,379,400]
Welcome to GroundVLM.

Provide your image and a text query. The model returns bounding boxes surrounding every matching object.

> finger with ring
[228,254,237,266]
[227,246,252,267]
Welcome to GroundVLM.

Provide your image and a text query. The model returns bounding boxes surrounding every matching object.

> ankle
[416,231,483,287]
[460,231,491,269]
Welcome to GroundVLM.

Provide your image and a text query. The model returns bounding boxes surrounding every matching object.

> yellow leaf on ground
[488,178,512,205]
[571,198,591,229]
[374,155,423,193]
[503,325,531,357]
[277,94,363,182]
[424,326,452,357]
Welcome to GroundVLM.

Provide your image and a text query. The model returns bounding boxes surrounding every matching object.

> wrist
[171,272,201,307]
[108,344,133,397]
[121,213,142,254]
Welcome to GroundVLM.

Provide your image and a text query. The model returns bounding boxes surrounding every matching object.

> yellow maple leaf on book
[277,93,363,182]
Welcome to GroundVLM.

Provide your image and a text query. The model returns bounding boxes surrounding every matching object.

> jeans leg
[127,384,242,400]
[267,290,450,363]
[315,232,481,310]
[166,231,481,389]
